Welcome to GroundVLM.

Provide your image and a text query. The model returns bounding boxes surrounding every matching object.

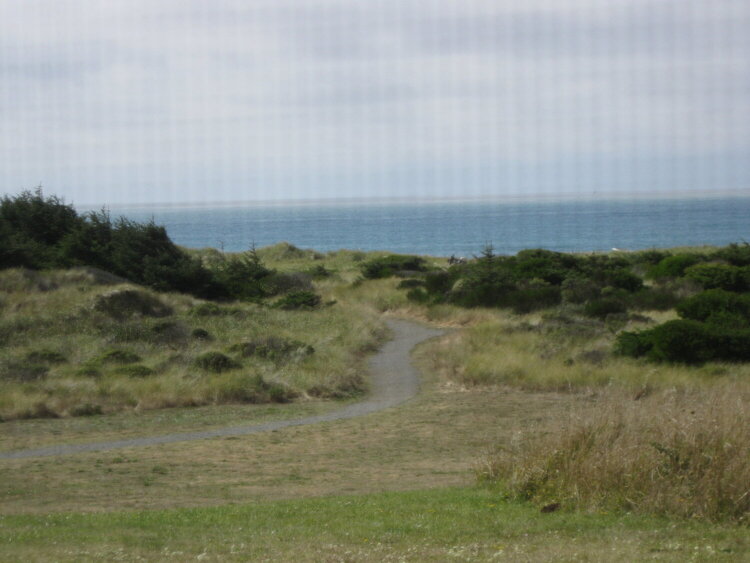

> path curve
[0,319,445,460]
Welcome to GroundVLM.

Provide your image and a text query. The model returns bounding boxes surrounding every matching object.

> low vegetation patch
[478,384,750,523]
[193,352,240,373]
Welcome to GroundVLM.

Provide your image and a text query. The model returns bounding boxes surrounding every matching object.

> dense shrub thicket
[0,189,274,300]
[403,245,646,314]
[360,254,429,279]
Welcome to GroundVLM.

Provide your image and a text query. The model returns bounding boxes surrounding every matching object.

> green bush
[584,297,627,319]
[191,328,211,340]
[396,278,424,289]
[193,352,240,373]
[684,263,750,292]
[505,286,561,314]
[626,288,680,311]
[676,290,750,326]
[648,254,701,280]
[92,288,173,320]
[25,349,66,364]
[97,349,142,364]
[617,319,750,364]
[361,255,428,279]
[273,290,321,310]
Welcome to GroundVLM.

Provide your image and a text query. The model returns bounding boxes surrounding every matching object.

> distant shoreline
[75,189,750,212]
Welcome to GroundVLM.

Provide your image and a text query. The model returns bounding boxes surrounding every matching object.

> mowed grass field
[1,243,749,561]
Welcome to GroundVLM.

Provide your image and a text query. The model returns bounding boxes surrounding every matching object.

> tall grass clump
[477,384,750,522]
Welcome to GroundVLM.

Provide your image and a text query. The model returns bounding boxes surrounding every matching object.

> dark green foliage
[193,351,240,373]
[627,288,680,311]
[676,290,750,327]
[273,290,321,310]
[25,349,66,364]
[406,288,431,303]
[0,189,79,268]
[213,250,275,300]
[606,269,644,292]
[713,242,750,267]
[75,365,101,378]
[397,278,424,289]
[0,190,270,300]
[561,277,599,304]
[93,289,173,320]
[684,263,750,292]
[613,331,653,358]
[191,328,211,340]
[616,320,750,364]
[113,364,155,377]
[306,264,332,279]
[423,270,455,295]
[216,374,297,404]
[505,286,562,314]
[584,297,627,319]
[361,255,428,279]
[97,349,142,364]
[648,254,702,280]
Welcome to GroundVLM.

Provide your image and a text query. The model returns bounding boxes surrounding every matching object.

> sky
[1,0,748,206]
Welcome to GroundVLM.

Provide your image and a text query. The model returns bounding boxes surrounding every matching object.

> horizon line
[73,188,750,210]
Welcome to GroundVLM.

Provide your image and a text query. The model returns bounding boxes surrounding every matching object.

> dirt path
[0,319,445,460]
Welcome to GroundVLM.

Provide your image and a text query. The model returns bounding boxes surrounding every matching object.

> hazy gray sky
[1,0,748,205]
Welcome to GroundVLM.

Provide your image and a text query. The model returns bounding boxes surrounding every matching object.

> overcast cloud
[0,0,748,205]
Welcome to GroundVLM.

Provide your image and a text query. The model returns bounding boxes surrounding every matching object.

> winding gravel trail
[0,319,444,460]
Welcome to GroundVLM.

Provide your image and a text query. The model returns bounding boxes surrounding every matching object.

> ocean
[94,196,750,258]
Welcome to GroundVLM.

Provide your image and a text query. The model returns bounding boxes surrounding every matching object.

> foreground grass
[478,383,750,523]
[1,487,747,562]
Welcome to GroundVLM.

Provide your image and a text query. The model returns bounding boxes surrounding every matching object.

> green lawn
[1,487,746,562]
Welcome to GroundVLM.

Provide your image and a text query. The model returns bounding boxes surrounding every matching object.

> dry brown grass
[478,382,750,523]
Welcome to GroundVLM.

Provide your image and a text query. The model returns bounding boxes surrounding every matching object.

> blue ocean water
[101,197,750,257]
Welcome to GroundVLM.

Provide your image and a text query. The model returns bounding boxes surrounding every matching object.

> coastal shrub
[306,264,332,279]
[626,288,680,311]
[583,297,627,319]
[506,286,561,314]
[684,263,750,292]
[648,254,701,280]
[396,278,424,289]
[212,250,274,300]
[406,288,430,303]
[191,328,211,340]
[215,374,296,404]
[605,269,643,292]
[714,242,750,267]
[676,290,750,326]
[25,349,66,364]
[193,351,240,373]
[97,349,142,364]
[149,320,190,345]
[92,288,173,320]
[361,255,428,279]
[561,277,599,304]
[229,337,314,361]
[273,290,321,310]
